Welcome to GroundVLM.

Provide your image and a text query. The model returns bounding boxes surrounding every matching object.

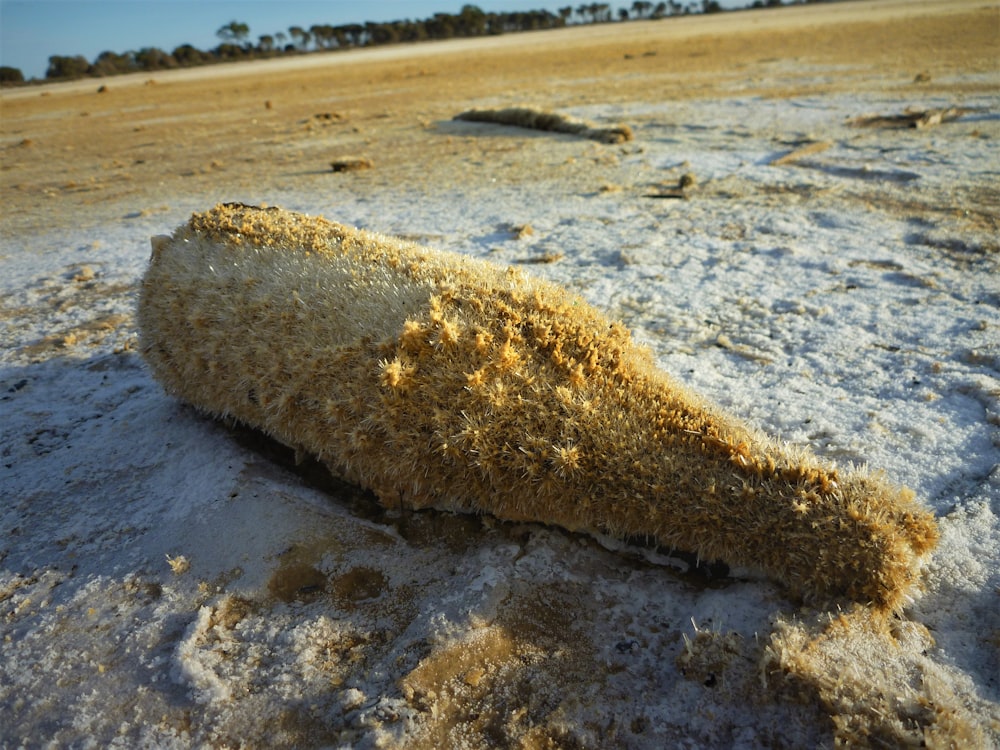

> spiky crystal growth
[138,204,938,609]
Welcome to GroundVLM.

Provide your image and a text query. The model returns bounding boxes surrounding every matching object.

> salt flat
[1,1,998,746]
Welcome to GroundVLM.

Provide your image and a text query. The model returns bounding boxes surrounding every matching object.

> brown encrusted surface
[139,203,937,610]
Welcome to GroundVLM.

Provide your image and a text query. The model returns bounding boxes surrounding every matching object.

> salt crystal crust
[137,204,938,610]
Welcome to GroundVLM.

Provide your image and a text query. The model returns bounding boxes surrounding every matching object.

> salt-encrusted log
[453,107,633,144]
[137,204,938,610]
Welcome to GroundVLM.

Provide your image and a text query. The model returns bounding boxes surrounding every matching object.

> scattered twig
[645,172,698,199]
[847,107,974,129]
[513,251,563,264]
[645,190,686,200]
[769,140,832,166]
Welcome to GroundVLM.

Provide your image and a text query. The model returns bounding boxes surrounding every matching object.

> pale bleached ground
[2,2,999,747]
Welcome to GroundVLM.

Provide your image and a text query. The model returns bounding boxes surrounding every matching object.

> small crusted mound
[764,608,991,745]
[137,204,938,610]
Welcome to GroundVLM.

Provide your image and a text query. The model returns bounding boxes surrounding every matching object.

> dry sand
[1,0,996,239]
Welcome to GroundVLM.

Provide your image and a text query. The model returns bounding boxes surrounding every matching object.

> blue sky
[0,0,741,80]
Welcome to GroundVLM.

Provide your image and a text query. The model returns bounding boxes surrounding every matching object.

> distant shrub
[135,47,178,71]
[89,50,137,77]
[0,66,24,85]
[172,44,211,67]
[28,3,736,88]
[46,55,91,80]
[213,43,249,61]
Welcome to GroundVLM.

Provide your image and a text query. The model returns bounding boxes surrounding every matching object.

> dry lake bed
[2,0,999,747]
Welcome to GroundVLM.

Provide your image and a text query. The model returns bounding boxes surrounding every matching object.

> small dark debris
[7,379,29,393]
[678,172,697,190]
[330,157,374,173]
[512,251,563,264]
[646,172,697,199]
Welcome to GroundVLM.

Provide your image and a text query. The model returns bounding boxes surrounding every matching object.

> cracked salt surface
[2,87,998,747]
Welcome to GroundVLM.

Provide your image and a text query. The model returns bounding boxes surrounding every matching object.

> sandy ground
[2,1,999,748]
[1,0,996,239]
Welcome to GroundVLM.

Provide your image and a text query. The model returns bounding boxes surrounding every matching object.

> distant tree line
[0,1,828,86]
